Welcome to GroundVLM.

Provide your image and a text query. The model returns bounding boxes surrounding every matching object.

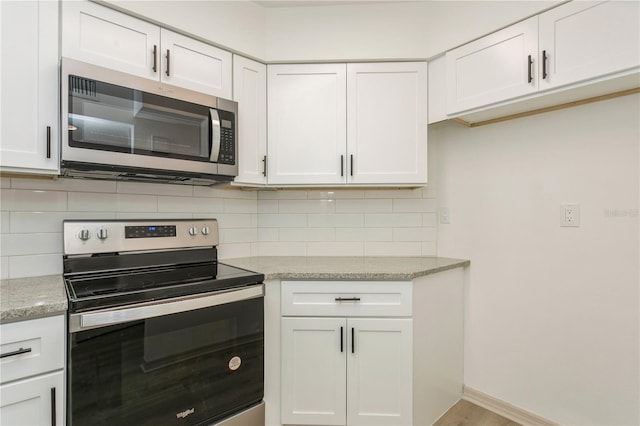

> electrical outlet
[560,204,580,227]
[439,207,450,224]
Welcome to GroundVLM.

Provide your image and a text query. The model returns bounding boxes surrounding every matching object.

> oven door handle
[70,284,264,333]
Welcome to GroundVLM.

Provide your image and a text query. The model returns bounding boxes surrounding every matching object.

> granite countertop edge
[1,257,469,322]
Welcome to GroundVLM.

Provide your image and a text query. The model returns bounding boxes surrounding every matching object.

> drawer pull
[351,327,355,354]
[51,387,56,426]
[0,347,32,358]
[335,297,361,302]
[340,326,344,352]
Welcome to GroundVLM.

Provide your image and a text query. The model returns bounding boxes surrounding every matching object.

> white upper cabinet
[443,0,639,121]
[233,55,267,185]
[62,1,232,98]
[446,16,538,115]
[539,0,640,90]
[160,29,232,99]
[0,0,59,174]
[267,64,347,185]
[267,62,427,186]
[62,0,159,79]
[347,63,427,185]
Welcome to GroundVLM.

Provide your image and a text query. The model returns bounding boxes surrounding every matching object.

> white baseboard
[462,386,560,426]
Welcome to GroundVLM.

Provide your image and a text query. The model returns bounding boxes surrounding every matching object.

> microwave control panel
[218,110,235,165]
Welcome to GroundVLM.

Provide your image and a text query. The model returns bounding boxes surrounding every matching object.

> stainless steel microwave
[60,58,238,186]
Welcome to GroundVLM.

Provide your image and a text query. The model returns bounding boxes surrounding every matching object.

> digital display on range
[125,225,176,239]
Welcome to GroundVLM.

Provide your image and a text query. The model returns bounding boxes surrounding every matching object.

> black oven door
[68,289,263,426]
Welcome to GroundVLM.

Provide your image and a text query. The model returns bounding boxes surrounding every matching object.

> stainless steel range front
[63,219,264,426]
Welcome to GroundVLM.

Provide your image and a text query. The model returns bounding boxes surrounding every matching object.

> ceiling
[253,0,411,8]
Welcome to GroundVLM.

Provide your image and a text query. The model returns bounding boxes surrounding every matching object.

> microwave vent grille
[70,76,97,97]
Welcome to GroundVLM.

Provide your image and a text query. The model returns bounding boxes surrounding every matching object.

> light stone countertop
[0,275,67,323]
[223,256,470,281]
[0,256,469,322]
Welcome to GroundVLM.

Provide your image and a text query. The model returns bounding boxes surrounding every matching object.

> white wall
[265,1,560,62]
[431,94,639,425]
[0,178,258,279]
[101,0,267,60]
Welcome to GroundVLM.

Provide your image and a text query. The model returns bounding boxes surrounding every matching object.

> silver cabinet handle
[152,45,158,73]
[166,49,171,76]
[335,297,361,302]
[46,126,51,159]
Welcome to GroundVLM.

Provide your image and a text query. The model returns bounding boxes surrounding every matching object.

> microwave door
[210,109,221,163]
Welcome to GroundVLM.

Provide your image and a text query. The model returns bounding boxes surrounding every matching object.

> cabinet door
[233,55,267,185]
[539,0,640,90]
[61,0,160,80]
[160,29,232,99]
[267,64,347,185]
[446,16,538,114]
[347,63,427,185]
[281,317,346,425]
[347,318,412,426]
[0,371,64,426]
[0,0,59,174]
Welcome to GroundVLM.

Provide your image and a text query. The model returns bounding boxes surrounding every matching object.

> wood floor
[434,400,521,426]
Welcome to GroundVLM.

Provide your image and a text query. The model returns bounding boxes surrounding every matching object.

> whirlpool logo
[176,408,195,419]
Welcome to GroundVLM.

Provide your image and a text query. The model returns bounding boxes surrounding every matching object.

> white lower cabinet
[0,315,65,426]
[280,281,413,426]
[0,371,64,426]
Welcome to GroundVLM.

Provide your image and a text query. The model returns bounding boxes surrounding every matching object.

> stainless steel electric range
[63,219,264,426]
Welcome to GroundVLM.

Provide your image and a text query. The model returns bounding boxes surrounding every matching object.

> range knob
[201,226,210,236]
[97,228,108,240]
[78,229,90,241]
[188,226,198,236]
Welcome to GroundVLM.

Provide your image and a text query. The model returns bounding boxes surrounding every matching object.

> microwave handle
[210,109,221,162]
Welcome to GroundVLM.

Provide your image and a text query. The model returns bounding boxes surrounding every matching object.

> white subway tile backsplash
[1,178,11,188]
[115,212,190,220]
[307,242,364,256]
[279,199,335,214]
[2,189,67,211]
[258,228,279,242]
[421,241,437,256]
[308,213,364,228]
[393,227,436,242]
[11,177,116,193]
[9,212,114,234]
[0,257,8,279]
[258,200,278,214]
[117,181,193,197]
[335,227,394,242]
[158,196,222,213]
[9,253,62,278]
[194,187,256,200]
[218,243,253,260]
[364,188,423,199]
[259,214,307,228]
[68,192,158,212]
[422,213,437,227]
[335,199,392,213]
[258,242,307,256]
[393,198,437,213]
[364,242,422,257]
[364,213,422,228]
[279,228,335,242]
[206,213,253,229]
[258,190,307,200]
[307,190,365,200]
[224,198,258,214]
[221,228,257,244]
[1,233,62,256]
[1,212,9,233]
[422,188,437,199]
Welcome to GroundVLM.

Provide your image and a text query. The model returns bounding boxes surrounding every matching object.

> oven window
[67,75,211,162]
[68,297,264,426]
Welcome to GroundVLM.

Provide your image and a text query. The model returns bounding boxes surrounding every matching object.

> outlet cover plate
[560,204,580,227]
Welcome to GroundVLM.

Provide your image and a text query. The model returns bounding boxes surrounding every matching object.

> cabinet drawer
[281,281,412,317]
[0,316,65,384]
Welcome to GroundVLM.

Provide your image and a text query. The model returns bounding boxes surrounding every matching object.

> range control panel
[63,219,219,255]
